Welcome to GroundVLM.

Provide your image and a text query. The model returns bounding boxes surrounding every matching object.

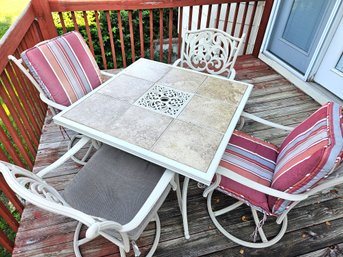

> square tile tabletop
[54,58,253,185]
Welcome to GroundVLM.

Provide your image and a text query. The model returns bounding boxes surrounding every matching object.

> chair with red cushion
[8,31,114,164]
[204,102,343,248]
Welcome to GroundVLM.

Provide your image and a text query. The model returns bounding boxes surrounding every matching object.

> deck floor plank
[13,56,343,257]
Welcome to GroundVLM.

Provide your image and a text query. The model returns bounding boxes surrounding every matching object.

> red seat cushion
[21,31,102,107]
[269,102,343,215]
[217,130,279,214]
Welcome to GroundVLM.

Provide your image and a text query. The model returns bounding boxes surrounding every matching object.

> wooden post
[252,0,274,57]
[0,201,19,232]
[0,176,24,213]
[0,230,14,253]
[31,0,58,40]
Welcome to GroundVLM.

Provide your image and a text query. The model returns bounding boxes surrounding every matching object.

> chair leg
[207,190,288,248]
[146,214,161,257]
[69,134,96,165]
[73,222,97,257]
[213,201,244,217]
[125,214,161,257]
[119,247,127,257]
[251,208,268,242]
[236,116,245,130]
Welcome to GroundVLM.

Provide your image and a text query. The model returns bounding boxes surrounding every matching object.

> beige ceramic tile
[98,74,154,103]
[177,95,236,133]
[123,58,171,82]
[62,93,131,131]
[157,68,207,92]
[153,120,223,172]
[108,106,173,149]
[197,77,247,105]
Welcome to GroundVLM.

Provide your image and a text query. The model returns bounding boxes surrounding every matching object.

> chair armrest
[39,93,66,111]
[100,70,115,77]
[214,167,308,201]
[36,136,91,178]
[173,58,181,67]
[305,163,343,197]
[87,220,123,238]
[241,111,294,131]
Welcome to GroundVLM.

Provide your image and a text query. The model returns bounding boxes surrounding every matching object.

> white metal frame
[174,28,245,79]
[204,115,343,248]
[8,55,113,165]
[0,138,176,257]
[53,59,253,239]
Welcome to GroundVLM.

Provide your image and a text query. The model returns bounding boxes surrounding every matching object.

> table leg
[175,174,182,210]
[175,174,190,239]
[181,177,190,239]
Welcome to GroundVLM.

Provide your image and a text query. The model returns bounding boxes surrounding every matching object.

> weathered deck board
[13,56,343,257]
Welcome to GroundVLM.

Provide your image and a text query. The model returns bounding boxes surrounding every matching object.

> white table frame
[54,59,253,239]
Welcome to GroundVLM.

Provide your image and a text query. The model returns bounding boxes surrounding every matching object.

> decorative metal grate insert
[134,84,193,118]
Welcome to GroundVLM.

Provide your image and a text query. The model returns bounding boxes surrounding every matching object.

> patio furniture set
[1,29,343,256]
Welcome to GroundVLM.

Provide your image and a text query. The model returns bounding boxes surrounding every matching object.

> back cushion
[21,31,102,107]
[269,102,343,215]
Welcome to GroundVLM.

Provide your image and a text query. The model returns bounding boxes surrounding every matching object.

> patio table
[54,58,253,239]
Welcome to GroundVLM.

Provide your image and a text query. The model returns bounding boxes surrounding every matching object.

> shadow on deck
[12,56,343,257]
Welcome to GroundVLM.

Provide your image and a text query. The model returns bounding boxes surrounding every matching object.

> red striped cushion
[269,102,343,215]
[218,130,279,214]
[21,31,101,106]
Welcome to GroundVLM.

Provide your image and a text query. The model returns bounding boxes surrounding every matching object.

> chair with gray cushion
[0,137,175,257]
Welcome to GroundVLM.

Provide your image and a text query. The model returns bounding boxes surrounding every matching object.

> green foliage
[0,0,30,38]
[0,192,20,257]
[53,11,94,31]
[0,245,11,257]
[53,9,178,69]
[0,16,12,39]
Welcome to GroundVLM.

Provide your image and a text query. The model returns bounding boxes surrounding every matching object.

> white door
[267,0,336,74]
[314,16,343,99]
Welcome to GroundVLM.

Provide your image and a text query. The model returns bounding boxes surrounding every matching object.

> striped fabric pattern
[22,31,102,106]
[218,130,279,214]
[269,102,343,215]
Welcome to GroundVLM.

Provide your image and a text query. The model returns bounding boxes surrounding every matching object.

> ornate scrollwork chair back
[175,28,245,79]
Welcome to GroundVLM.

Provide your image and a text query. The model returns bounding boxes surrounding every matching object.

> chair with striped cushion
[204,102,343,248]
[8,31,114,164]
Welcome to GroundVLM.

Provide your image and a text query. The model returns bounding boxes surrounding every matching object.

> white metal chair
[0,137,176,257]
[204,102,343,248]
[8,31,113,165]
[174,28,245,79]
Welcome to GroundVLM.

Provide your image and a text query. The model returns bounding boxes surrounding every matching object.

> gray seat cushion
[63,144,169,239]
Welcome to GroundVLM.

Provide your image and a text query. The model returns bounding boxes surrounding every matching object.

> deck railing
[0,2,49,254]
[49,0,273,68]
[0,0,273,254]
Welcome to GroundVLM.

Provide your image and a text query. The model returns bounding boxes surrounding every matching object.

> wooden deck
[12,56,343,257]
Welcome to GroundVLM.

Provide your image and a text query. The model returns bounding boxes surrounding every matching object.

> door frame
[260,0,343,81]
